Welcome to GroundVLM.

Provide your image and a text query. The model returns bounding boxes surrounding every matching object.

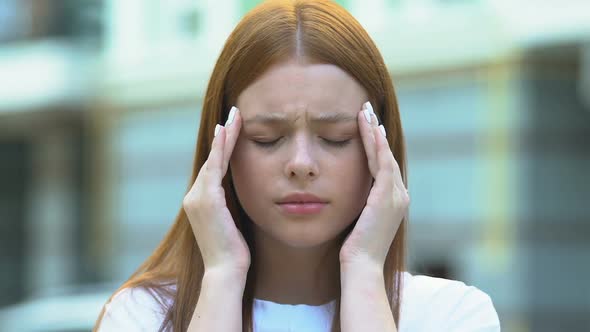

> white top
[98,271,500,331]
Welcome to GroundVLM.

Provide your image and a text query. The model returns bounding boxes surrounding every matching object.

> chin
[276,234,337,249]
[255,217,350,250]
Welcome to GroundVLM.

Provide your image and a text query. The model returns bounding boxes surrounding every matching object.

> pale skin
[184,59,409,331]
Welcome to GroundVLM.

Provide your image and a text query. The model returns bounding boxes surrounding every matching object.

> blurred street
[0,1,589,331]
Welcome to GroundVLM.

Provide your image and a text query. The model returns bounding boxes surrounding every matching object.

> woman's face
[230,59,373,248]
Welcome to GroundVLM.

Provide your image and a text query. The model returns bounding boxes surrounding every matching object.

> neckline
[253,298,337,307]
[252,271,412,308]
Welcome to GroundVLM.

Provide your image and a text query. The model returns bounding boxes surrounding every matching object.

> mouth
[276,192,328,215]
[276,202,327,215]
[277,192,328,204]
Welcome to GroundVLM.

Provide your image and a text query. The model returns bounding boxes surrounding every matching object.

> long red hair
[94,0,408,331]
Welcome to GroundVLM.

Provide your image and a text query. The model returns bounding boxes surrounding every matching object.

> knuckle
[393,188,409,206]
[182,195,199,212]
[182,192,194,206]
[399,191,411,207]
[402,194,410,206]
[389,156,399,171]
[382,153,395,169]
[183,190,211,212]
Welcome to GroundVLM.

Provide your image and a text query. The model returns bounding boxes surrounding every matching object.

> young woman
[94,0,500,331]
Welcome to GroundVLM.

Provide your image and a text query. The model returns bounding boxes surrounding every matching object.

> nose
[284,135,319,181]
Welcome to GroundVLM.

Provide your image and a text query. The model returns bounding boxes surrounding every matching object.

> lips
[278,202,326,215]
[277,192,328,204]
[276,193,328,216]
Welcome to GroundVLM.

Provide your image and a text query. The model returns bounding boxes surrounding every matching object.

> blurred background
[0,0,589,331]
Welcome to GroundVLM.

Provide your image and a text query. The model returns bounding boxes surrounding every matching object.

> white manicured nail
[363,108,372,124]
[225,106,238,126]
[214,124,222,137]
[378,125,386,137]
[363,101,377,125]
[363,101,374,116]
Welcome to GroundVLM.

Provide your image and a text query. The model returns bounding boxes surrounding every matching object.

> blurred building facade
[1,1,589,331]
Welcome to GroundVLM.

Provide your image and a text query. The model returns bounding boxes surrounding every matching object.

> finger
[205,122,226,186]
[358,102,379,178]
[373,124,406,193]
[221,106,242,176]
[188,159,208,193]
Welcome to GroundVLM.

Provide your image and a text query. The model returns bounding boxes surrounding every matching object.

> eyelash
[253,138,351,149]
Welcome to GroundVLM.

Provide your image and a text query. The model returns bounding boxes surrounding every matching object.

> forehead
[236,61,368,125]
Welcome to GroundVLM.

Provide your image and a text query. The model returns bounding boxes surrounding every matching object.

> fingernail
[225,106,238,126]
[363,108,372,124]
[363,102,375,116]
[214,124,222,137]
[363,101,377,125]
[378,125,386,137]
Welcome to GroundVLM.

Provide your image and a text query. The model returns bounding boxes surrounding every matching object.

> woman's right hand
[182,106,250,276]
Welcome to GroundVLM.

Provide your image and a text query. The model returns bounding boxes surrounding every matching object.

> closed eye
[323,138,351,147]
[252,137,351,149]
[252,138,281,148]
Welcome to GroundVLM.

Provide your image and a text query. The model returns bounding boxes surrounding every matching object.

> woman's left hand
[339,101,410,269]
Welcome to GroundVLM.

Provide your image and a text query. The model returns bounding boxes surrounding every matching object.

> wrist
[340,258,382,274]
[340,260,384,283]
[203,267,249,288]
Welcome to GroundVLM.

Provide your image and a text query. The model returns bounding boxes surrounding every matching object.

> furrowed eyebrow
[243,112,357,125]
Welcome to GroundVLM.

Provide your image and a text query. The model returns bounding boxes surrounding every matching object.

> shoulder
[399,271,500,332]
[97,284,175,332]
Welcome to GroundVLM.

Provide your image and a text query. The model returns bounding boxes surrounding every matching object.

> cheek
[229,142,277,223]
[230,143,254,181]
[333,146,372,200]
[339,143,370,177]
[230,141,272,194]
